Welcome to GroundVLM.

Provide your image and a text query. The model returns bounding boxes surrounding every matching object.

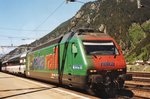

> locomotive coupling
[119,74,132,81]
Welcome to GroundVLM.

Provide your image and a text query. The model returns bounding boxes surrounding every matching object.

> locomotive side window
[72,43,78,54]
[83,40,119,55]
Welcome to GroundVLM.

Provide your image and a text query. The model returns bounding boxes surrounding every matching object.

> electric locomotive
[26,29,132,97]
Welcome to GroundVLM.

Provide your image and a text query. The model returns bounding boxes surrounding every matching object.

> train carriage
[26,29,132,97]
[1,60,7,72]
[2,52,27,74]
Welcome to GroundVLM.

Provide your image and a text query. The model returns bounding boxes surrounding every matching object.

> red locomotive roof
[78,32,113,41]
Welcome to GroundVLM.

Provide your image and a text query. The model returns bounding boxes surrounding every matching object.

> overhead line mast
[66,0,84,4]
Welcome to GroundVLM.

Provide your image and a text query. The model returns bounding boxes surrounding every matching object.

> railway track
[127,72,150,82]
[126,85,150,99]
[127,72,150,77]
[125,72,150,98]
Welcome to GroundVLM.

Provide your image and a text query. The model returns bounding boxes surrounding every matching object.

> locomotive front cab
[83,39,125,70]
[81,35,132,97]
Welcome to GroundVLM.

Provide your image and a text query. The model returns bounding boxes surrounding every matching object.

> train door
[66,43,73,82]
[58,41,78,85]
[54,46,59,71]
[66,42,78,85]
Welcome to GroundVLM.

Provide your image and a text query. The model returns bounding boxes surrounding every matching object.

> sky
[0,0,95,55]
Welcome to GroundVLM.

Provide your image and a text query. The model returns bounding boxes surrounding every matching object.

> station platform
[0,72,94,99]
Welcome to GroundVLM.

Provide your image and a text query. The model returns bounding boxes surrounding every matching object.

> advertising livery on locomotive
[2,29,132,97]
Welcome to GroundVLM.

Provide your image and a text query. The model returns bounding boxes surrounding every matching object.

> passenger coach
[2,52,27,74]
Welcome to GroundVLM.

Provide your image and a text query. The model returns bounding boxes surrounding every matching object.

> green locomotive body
[26,29,132,96]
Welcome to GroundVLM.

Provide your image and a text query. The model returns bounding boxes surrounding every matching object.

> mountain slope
[2,0,150,62]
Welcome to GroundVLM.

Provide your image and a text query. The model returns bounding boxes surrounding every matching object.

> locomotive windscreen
[83,40,119,55]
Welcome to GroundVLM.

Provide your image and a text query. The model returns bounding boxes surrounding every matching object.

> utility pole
[8,37,13,46]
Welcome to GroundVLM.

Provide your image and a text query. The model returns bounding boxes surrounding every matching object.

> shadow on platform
[0,86,57,99]
[118,89,134,98]
[0,77,14,79]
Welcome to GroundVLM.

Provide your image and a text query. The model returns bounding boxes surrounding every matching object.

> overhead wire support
[0,1,65,33]
[66,0,85,4]
[32,1,65,47]
[0,27,48,31]
[33,1,65,32]
[0,34,36,40]
[0,1,65,55]
[0,46,34,48]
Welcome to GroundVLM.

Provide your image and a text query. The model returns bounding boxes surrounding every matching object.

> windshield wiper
[93,54,97,58]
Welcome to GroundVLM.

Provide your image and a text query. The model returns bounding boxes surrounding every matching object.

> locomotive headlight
[117,69,123,71]
[90,69,97,73]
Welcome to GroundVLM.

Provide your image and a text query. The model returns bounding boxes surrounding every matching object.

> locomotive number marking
[101,62,115,66]
[73,65,83,70]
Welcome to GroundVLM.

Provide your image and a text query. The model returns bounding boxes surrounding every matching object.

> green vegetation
[127,65,150,72]
[128,23,145,47]
[125,20,150,63]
